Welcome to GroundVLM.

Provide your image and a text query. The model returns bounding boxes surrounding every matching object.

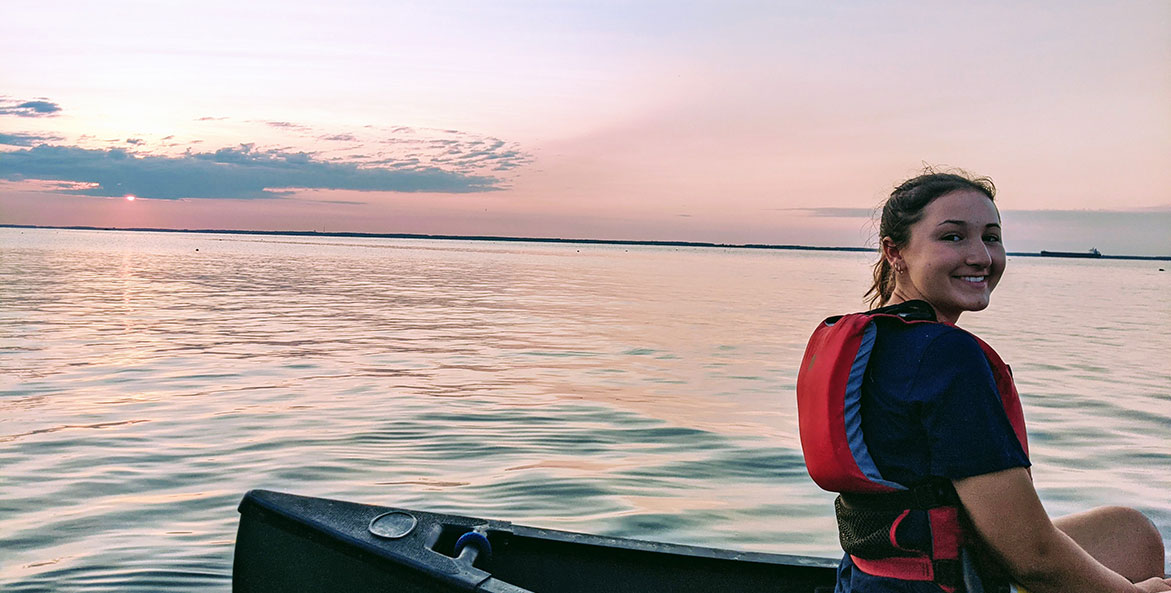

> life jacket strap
[839,478,960,510]
[848,555,963,592]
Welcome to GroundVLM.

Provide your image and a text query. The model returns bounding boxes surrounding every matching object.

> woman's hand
[1135,577,1171,592]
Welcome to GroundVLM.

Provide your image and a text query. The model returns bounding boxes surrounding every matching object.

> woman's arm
[954,467,1170,593]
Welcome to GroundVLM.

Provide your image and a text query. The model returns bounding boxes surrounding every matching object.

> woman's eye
[984,235,1001,243]
[940,234,962,242]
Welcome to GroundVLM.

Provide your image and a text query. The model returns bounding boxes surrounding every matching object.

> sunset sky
[2,1,1168,254]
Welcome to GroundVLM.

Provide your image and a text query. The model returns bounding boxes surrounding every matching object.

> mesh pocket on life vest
[834,495,921,559]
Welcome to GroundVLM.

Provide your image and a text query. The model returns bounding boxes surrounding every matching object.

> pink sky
[1,1,1169,254]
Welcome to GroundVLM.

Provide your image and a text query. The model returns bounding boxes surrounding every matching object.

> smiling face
[883,189,1005,324]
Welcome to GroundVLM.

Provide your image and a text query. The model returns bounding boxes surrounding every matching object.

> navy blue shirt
[835,310,1030,593]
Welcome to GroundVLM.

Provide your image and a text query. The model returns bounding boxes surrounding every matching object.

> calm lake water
[2,227,1169,591]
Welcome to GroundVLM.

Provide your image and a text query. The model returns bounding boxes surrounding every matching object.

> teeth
[959,276,985,283]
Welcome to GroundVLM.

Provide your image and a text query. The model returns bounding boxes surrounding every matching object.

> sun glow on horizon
[125,195,136,201]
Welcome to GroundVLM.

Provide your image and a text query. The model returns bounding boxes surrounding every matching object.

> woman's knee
[1103,506,1164,561]
[1116,507,1164,579]
[1055,506,1165,580]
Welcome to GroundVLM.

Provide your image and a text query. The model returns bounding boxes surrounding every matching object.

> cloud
[264,121,309,131]
[2,116,532,197]
[776,207,875,218]
[179,116,533,177]
[366,129,534,175]
[0,132,63,147]
[0,97,63,117]
[0,143,500,199]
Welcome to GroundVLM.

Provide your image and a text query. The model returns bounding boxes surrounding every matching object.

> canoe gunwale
[240,489,837,569]
[234,489,840,592]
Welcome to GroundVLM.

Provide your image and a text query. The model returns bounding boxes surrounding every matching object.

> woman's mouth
[957,275,987,284]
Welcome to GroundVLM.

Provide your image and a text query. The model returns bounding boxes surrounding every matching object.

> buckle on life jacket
[933,557,962,590]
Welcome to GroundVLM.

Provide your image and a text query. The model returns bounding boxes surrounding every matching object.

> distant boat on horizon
[1039,247,1103,258]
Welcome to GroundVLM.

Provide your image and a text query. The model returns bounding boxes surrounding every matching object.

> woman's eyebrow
[934,220,1002,228]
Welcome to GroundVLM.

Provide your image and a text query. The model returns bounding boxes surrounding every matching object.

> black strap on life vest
[839,478,960,511]
[865,299,938,322]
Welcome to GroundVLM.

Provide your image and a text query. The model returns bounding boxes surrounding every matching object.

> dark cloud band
[0,144,500,199]
[0,132,64,146]
[774,207,875,218]
[0,97,63,118]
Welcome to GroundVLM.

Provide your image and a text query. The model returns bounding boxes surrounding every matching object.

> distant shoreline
[4,224,1169,261]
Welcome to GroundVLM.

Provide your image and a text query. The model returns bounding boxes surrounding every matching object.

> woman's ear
[881,237,902,270]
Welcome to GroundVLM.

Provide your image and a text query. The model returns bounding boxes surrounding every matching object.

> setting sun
[124,195,136,201]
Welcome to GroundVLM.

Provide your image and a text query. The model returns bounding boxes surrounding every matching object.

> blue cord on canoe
[455,530,492,560]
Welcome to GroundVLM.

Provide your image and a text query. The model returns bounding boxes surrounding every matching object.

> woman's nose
[967,241,992,267]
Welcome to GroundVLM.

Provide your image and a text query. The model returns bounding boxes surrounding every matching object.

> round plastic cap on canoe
[368,511,418,539]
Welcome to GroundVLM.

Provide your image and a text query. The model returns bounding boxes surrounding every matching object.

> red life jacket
[796,303,1028,592]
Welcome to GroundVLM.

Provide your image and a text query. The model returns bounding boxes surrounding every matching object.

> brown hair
[865,169,997,308]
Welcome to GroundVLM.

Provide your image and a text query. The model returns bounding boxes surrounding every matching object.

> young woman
[796,171,1168,593]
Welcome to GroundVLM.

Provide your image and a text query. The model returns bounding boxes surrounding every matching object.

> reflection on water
[2,228,1169,590]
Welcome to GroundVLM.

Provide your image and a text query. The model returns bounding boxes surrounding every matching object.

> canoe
[234,489,839,592]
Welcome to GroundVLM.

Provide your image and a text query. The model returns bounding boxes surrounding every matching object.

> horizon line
[3,224,1168,261]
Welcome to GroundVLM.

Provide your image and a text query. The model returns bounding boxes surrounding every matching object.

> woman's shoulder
[869,321,989,388]
[870,316,975,353]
